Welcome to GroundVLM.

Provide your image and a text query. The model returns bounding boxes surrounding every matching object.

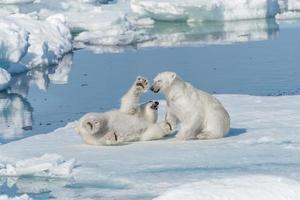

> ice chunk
[0,19,29,63]
[277,0,300,19]
[276,10,300,19]
[138,19,278,48]
[1,14,72,73]
[154,175,300,200]
[0,194,32,200]
[0,0,34,4]
[131,0,280,22]
[279,0,300,11]
[0,154,76,177]
[0,68,11,91]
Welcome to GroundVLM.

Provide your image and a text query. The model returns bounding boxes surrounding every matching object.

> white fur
[76,76,169,145]
[151,72,230,140]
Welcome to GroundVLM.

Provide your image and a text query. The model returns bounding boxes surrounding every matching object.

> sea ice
[0,95,300,199]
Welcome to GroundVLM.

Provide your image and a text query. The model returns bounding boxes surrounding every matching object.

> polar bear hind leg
[197,109,230,140]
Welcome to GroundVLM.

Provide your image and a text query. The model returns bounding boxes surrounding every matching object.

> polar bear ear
[170,72,177,82]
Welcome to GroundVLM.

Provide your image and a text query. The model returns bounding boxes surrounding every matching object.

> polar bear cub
[151,71,230,140]
[75,76,170,145]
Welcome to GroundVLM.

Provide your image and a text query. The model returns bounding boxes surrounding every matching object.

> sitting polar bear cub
[151,71,230,140]
[75,76,170,145]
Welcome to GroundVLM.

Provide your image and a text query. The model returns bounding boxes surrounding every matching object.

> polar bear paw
[134,76,148,94]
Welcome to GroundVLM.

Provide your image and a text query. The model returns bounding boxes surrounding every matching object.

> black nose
[150,86,154,91]
[154,101,159,105]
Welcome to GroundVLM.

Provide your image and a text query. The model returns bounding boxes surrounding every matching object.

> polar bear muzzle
[150,85,160,93]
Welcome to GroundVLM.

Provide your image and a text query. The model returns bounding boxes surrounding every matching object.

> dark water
[0,20,300,144]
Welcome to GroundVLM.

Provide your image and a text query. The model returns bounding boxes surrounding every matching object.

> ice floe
[131,0,280,22]
[0,95,300,199]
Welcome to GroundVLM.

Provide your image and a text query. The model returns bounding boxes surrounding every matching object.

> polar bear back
[105,110,151,141]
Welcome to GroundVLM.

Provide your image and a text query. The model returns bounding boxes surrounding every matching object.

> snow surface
[1,95,300,199]
[154,175,300,200]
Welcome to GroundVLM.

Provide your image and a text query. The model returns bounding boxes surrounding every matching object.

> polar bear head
[75,113,113,145]
[142,101,159,124]
[151,71,177,93]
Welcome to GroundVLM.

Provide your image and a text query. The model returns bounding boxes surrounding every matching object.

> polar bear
[75,76,170,145]
[150,71,230,140]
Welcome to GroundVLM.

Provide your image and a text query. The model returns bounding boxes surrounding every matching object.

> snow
[1,95,300,199]
[0,68,11,91]
[154,175,300,200]
[131,0,280,22]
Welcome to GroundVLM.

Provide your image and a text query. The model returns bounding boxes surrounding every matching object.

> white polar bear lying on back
[75,76,170,145]
[150,72,230,140]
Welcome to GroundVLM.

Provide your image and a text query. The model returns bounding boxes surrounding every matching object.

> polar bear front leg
[120,76,148,115]
[165,111,178,132]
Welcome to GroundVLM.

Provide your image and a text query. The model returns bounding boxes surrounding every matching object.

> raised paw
[150,101,159,110]
[135,76,148,92]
